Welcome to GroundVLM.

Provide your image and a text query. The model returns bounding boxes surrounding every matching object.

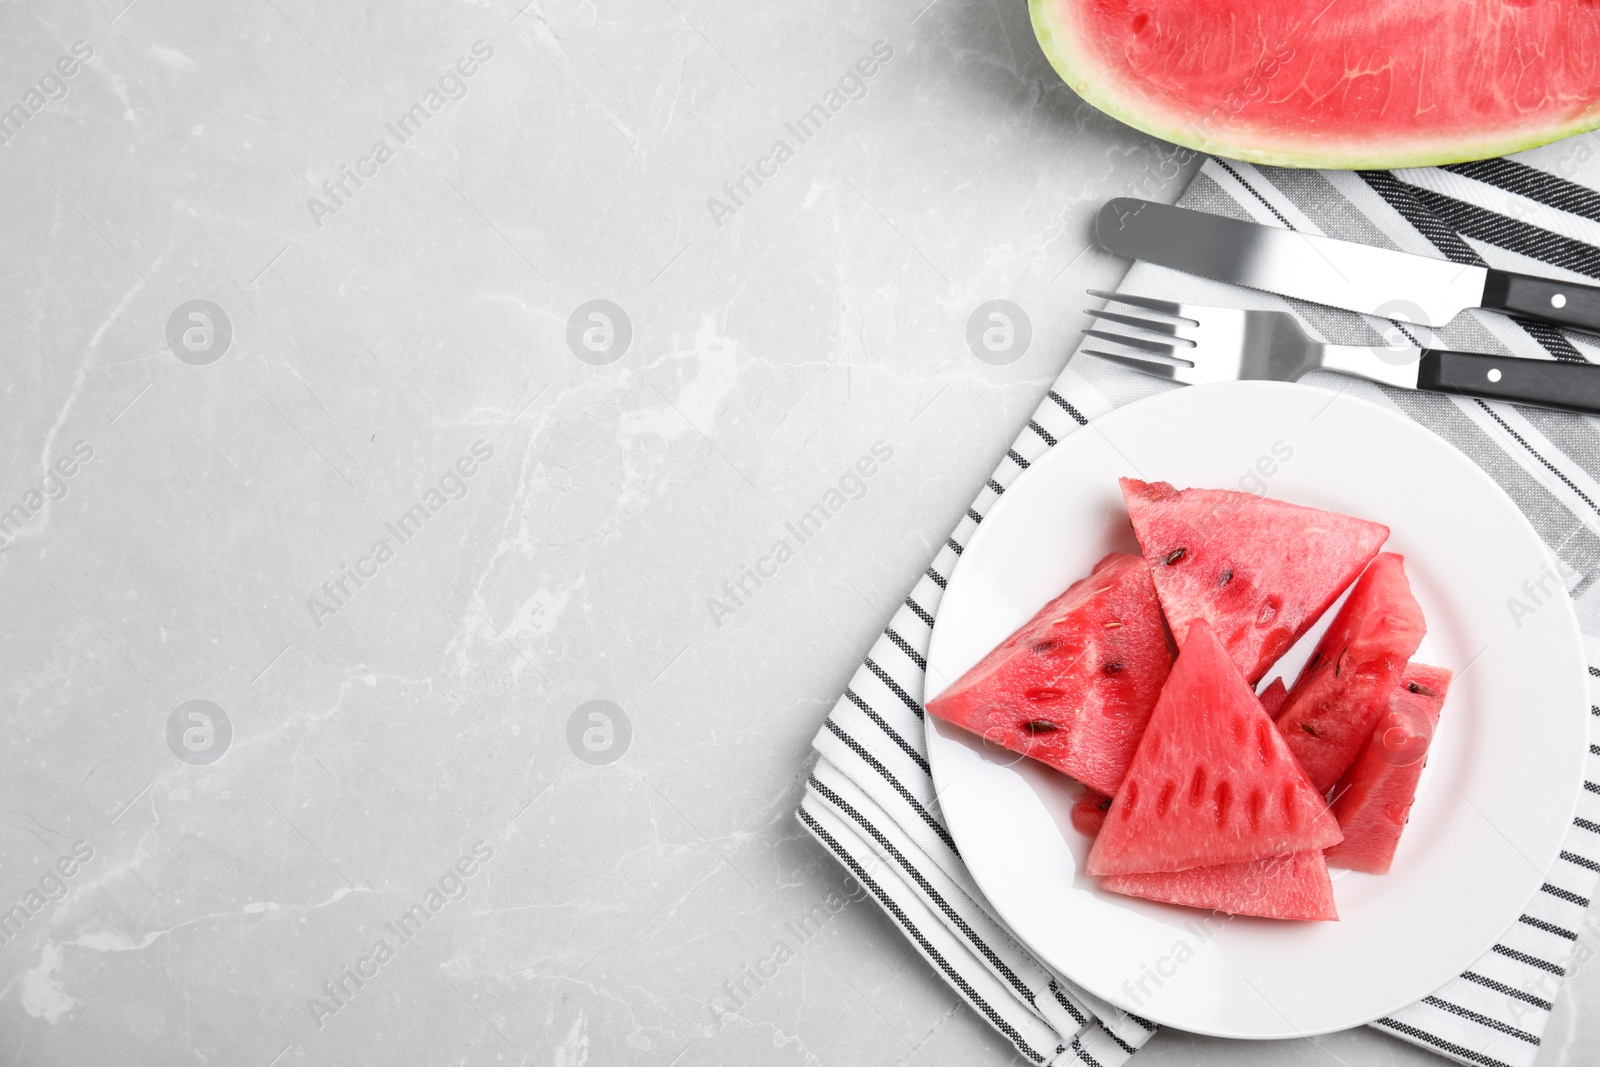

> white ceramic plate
[925,381,1589,1039]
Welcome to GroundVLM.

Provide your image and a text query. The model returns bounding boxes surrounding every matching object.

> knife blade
[1095,197,1600,334]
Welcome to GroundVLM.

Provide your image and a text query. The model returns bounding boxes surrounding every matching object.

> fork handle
[1418,349,1600,415]
[1483,269,1600,335]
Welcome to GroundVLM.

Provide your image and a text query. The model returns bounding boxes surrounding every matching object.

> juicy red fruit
[1102,849,1338,922]
[1121,478,1388,685]
[925,552,1171,796]
[1072,788,1112,837]
[1257,677,1288,718]
[1324,663,1453,875]
[1031,0,1600,170]
[1086,621,1342,877]
[1276,553,1428,793]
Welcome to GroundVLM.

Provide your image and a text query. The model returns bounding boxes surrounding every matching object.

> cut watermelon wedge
[1085,621,1342,877]
[1324,664,1453,875]
[1277,554,1428,792]
[1258,678,1288,719]
[1072,788,1111,838]
[1102,849,1338,921]
[1121,478,1388,685]
[926,552,1171,796]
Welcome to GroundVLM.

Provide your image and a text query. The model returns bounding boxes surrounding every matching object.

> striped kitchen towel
[797,144,1600,1067]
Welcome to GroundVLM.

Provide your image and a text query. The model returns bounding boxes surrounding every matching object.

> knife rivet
[1553,293,1568,308]
[1487,368,1503,383]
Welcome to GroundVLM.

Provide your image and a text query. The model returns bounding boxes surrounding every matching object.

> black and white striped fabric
[797,146,1600,1067]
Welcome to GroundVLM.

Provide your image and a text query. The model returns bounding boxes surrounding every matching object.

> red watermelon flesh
[925,552,1171,796]
[1324,663,1453,875]
[1277,554,1428,793]
[1028,0,1600,169]
[1102,849,1337,922]
[1072,788,1112,838]
[1085,621,1342,877]
[1121,478,1388,685]
[1258,678,1288,719]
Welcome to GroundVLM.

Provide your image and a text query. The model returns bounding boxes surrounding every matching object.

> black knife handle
[1418,349,1600,414]
[1482,269,1600,334]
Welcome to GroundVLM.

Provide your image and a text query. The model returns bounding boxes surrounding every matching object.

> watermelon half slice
[1121,478,1388,685]
[1277,554,1428,793]
[1102,849,1337,922]
[1324,663,1453,875]
[925,552,1171,796]
[1028,0,1600,169]
[1086,621,1342,877]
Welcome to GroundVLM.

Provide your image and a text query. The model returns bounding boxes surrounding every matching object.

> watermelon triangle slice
[1101,850,1338,921]
[1086,621,1342,877]
[1324,663,1453,874]
[1257,678,1289,718]
[1276,554,1429,792]
[1120,478,1389,684]
[1072,787,1112,838]
[925,552,1171,796]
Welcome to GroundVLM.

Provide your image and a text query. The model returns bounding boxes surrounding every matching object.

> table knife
[1095,197,1600,335]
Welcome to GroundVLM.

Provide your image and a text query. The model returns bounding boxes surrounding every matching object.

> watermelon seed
[1162,547,1187,565]
[1156,780,1176,817]
[1407,681,1437,697]
[1098,797,1112,811]
[1219,567,1233,586]
[1103,621,1122,629]
[1214,780,1232,826]
[1102,660,1125,674]
[1246,788,1265,833]
[1300,721,1320,737]
[1256,720,1276,765]
[1022,720,1060,733]
[1031,639,1058,653]
[1334,649,1346,679]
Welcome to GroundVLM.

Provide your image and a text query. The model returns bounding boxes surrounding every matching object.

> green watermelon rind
[1027,0,1600,170]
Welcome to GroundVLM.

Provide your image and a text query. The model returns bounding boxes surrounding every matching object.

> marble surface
[0,0,1595,1064]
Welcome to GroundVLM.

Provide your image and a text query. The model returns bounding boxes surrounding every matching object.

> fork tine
[1081,349,1191,383]
[1086,289,1187,316]
[1083,328,1178,356]
[1084,308,1188,338]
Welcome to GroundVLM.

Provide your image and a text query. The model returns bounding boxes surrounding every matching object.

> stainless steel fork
[1080,290,1600,416]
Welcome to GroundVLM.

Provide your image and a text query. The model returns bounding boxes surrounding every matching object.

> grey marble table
[1,0,1595,1064]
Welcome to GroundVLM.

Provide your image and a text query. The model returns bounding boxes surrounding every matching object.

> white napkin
[798,150,1600,1067]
